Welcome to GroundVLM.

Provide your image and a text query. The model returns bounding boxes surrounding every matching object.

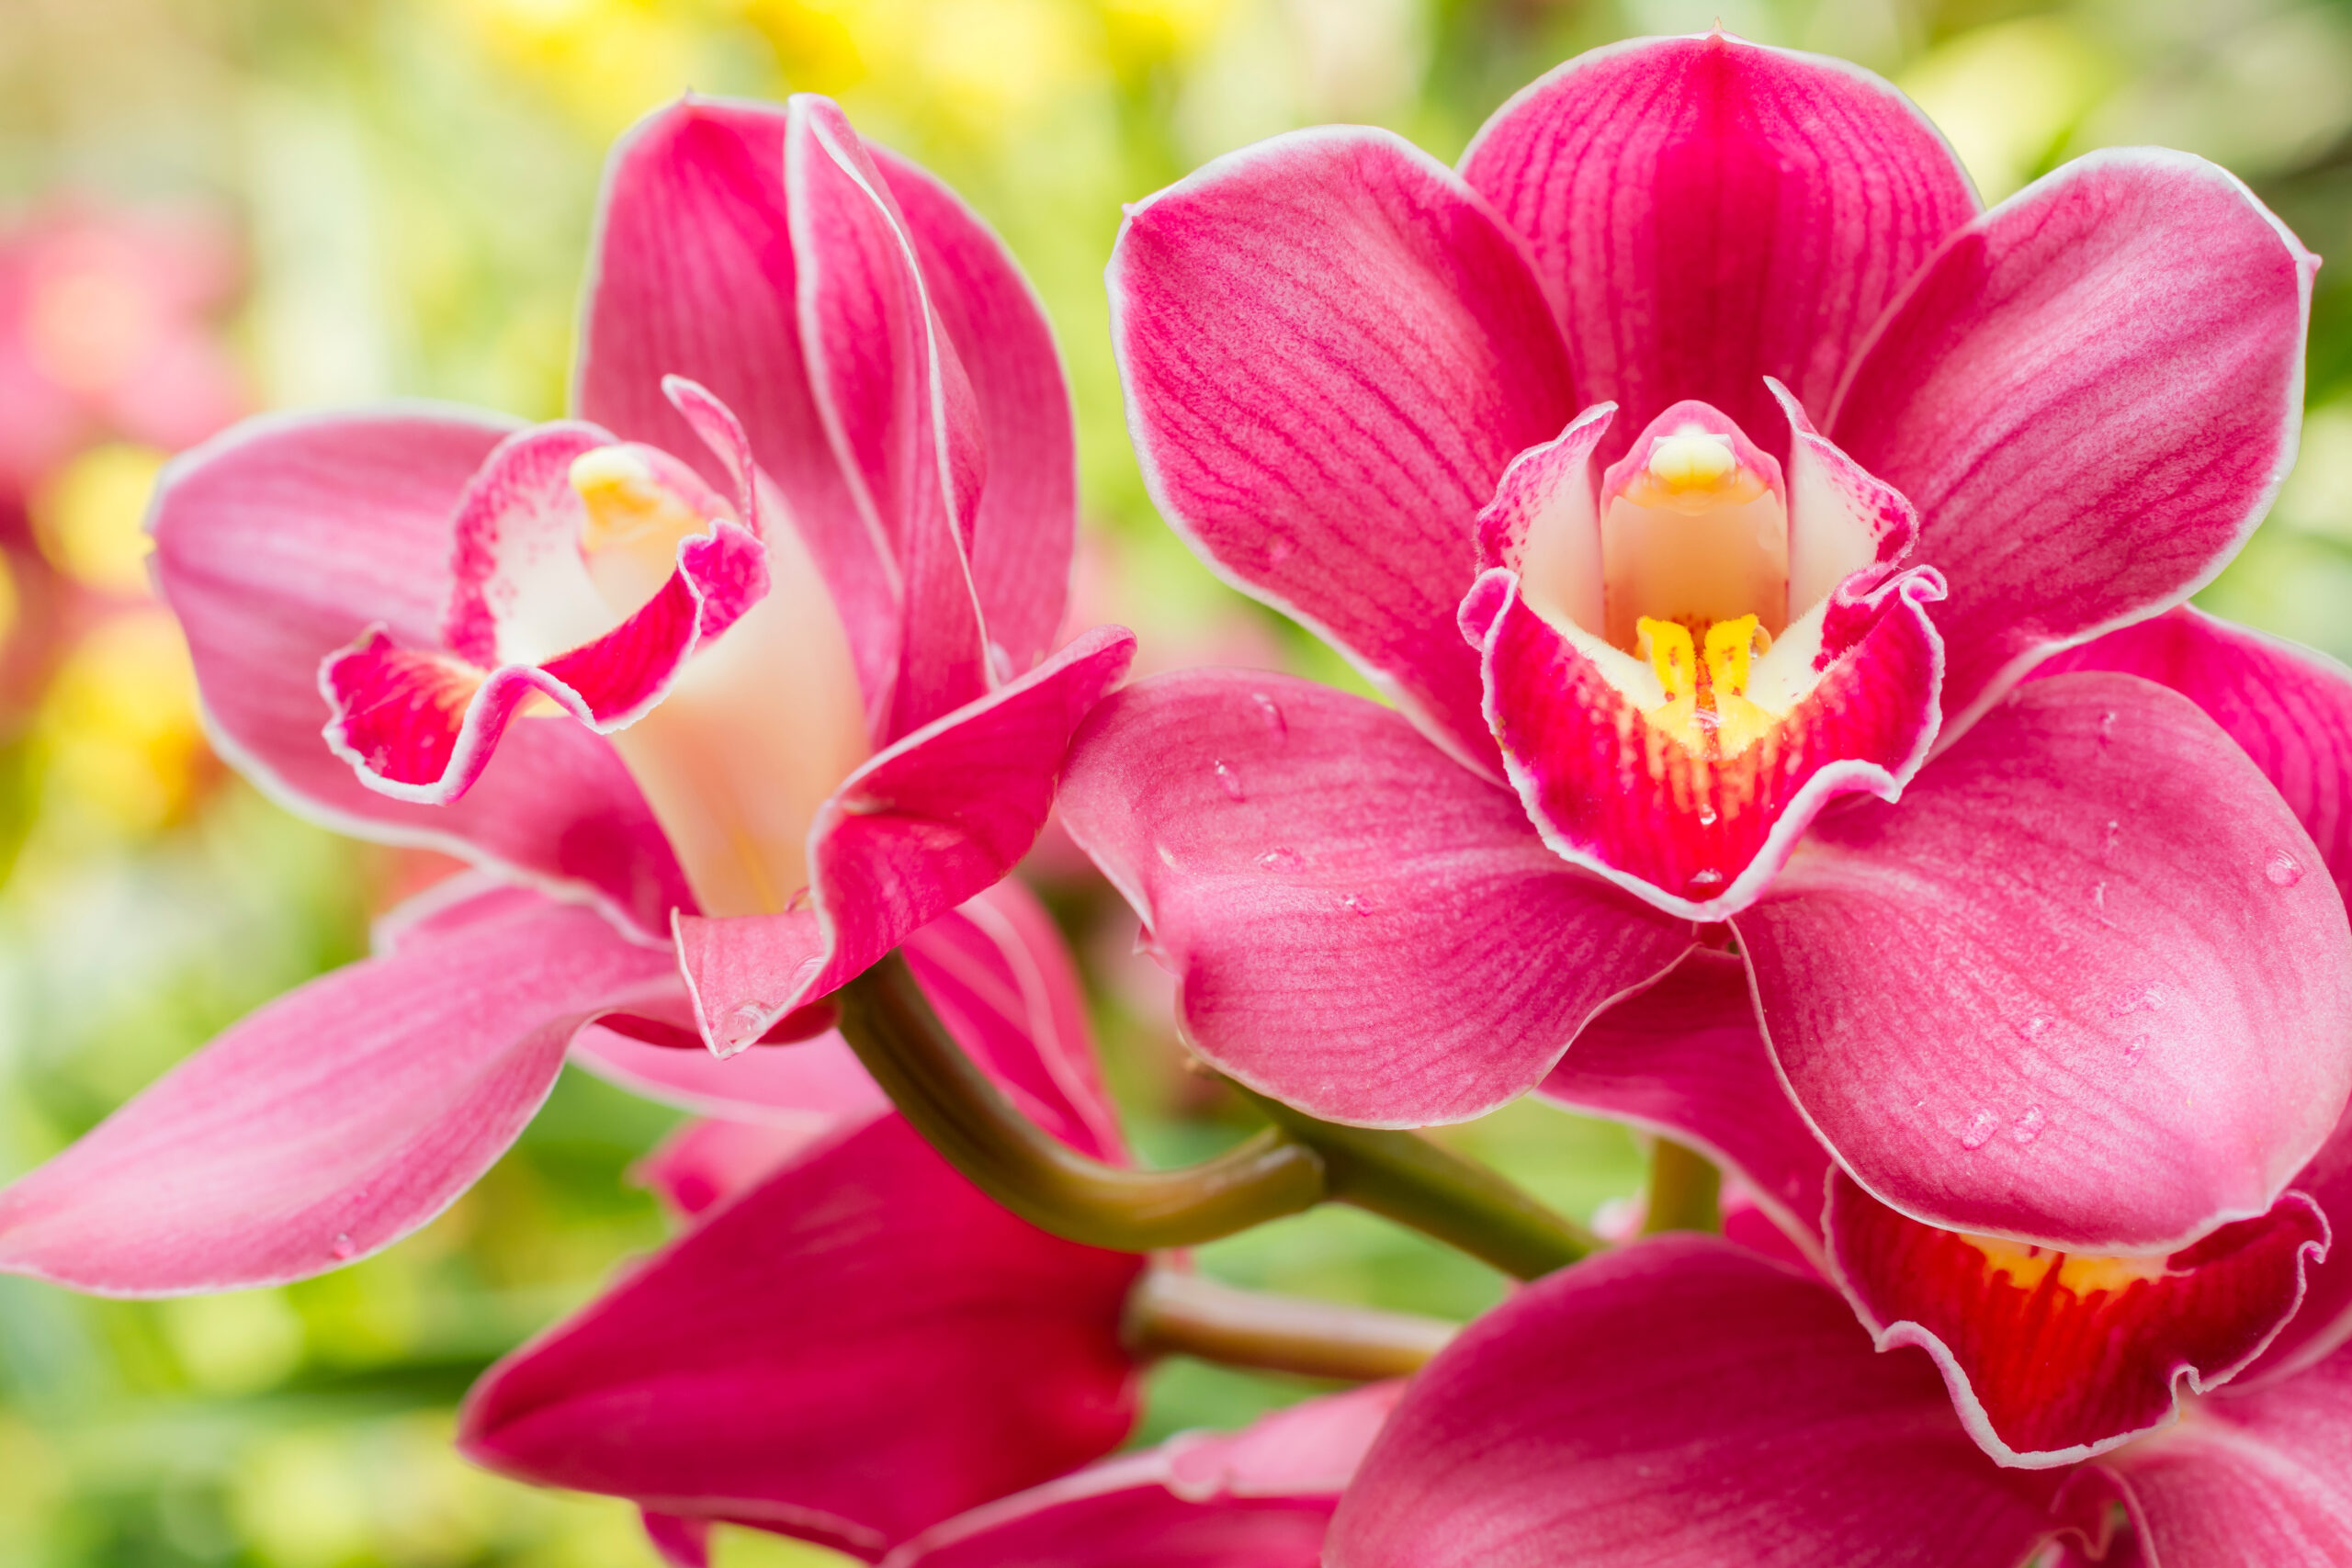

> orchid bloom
[0,95,1131,1296]
[1058,32,2351,1277]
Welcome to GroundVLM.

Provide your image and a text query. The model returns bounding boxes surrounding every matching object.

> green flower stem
[1640,1135,1722,1235]
[1124,1267,1457,1382]
[835,952,1598,1278]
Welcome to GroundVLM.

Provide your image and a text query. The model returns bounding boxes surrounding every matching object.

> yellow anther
[1702,615,1765,696]
[570,446,705,554]
[1964,1234,2171,1297]
[1645,432,1738,493]
[1638,617,1697,699]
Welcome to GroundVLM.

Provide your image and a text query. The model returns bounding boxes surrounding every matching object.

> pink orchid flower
[1058,32,2350,1269]
[0,94,1133,1296]
[460,879,1146,1562]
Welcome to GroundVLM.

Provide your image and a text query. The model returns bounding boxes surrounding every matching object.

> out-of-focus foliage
[1,0,2348,1562]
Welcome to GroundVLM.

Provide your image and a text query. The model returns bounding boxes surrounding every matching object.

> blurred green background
[1,0,2347,1562]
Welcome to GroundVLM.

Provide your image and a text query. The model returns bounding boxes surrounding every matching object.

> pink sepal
[1828,1174,2327,1466]
[1057,669,1694,1126]
[0,895,677,1294]
[1540,949,1830,1259]
[1828,150,2316,742]
[576,1029,887,1133]
[457,1113,1145,1559]
[1464,558,1944,919]
[676,626,1134,1054]
[1741,672,2352,1253]
[1328,1236,2088,1567]
[2243,1102,2352,1385]
[883,1384,1400,1568]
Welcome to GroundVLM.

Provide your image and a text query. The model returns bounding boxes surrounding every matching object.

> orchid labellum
[0,93,1131,1295]
[1060,30,2352,1279]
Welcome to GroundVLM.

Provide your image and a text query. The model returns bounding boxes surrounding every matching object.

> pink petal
[2246,1102,2352,1384]
[1464,556,1944,918]
[1828,1172,2326,1465]
[1827,151,2316,739]
[1738,671,2352,1252]
[0,895,677,1294]
[152,409,694,938]
[1056,670,1692,1125]
[2039,606,2352,904]
[458,1114,1145,1558]
[884,1384,1400,1568]
[1540,949,1830,1256]
[1110,126,1575,775]
[571,1028,887,1131]
[2097,1343,2352,1564]
[789,95,990,739]
[578,97,899,716]
[1327,1235,2077,1567]
[874,145,1075,682]
[641,1513,711,1568]
[634,1117,845,1221]
[675,626,1134,1051]
[1459,33,1977,462]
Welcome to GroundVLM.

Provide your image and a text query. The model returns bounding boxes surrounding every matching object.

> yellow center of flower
[569,447,708,617]
[1636,613,1782,760]
[1962,1234,2174,1296]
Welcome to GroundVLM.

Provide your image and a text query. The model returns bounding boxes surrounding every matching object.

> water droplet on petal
[1696,804,1719,827]
[730,1000,772,1030]
[2125,1033,2151,1066]
[2267,851,2305,887]
[2009,1105,2046,1145]
[330,1234,356,1261]
[1215,761,1245,801]
[2016,1015,2053,1042]
[1340,893,1373,917]
[1250,692,1287,740]
[1688,868,1724,892]
[2098,710,2118,742]
[2102,819,2120,859]
[1959,1109,1999,1150]
[1258,847,1304,873]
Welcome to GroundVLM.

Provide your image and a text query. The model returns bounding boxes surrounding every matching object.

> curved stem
[1640,1136,1721,1235]
[835,952,1327,1250]
[1125,1268,1456,1382]
[836,953,1597,1279]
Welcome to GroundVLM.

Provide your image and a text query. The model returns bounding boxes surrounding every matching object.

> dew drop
[1215,761,1245,801]
[2009,1105,2047,1145]
[1250,691,1288,741]
[2267,851,2305,887]
[1959,1109,1999,1150]
[1340,893,1374,917]
[1258,847,1304,873]
[2124,1033,2150,1067]
[2098,710,2118,742]
[2090,881,2106,911]
[1696,805,1719,827]
[330,1234,356,1261]
[2016,1015,2053,1043]
[2101,819,2120,859]
[729,1000,773,1032]
[1688,868,1725,891]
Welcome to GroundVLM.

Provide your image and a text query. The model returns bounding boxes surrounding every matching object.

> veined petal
[789,94,991,739]
[0,895,677,1294]
[2096,1342,2352,1565]
[1540,949,1830,1258]
[882,1383,1400,1568]
[1827,1173,2326,1466]
[2039,606,2352,905]
[1056,671,1692,1126]
[1739,672,2352,1252]
[1828,151,2315,740]
[1460,32,1978,459]
[674,626,1133,1053]
[458,1114,1145,1559]
[1327,1236,2081,1568]
[876,145,1076,682]
[577,96,899,718]
[152,408,694,939]
[1111,126,1575,776]
[1465,557,1944,919]
[572,1028,887,1133]
[2245,1104,2352,1385]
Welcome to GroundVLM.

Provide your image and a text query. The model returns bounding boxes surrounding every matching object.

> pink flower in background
[0,95,1128,1296]
[1060,32,2349,1270]
[0,199,247,502]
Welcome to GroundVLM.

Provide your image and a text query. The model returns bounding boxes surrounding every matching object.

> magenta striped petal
[789,96,990,739]
[1111,126,1575,775]
[1828,1174,2326,1466]
[577,96,900,720]
[675,626,1134,1052]
[0,894,678,1294]
[1460,33,1977,462]
[1057,670,1692,1126]
[1740,672,2352,1253]
[2245,1103,2352,1385]
[153,408,694,938]
[1328,1236,2083,1568]
[1828,151,2315,739]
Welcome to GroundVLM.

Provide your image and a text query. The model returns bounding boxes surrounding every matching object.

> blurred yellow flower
[38,607,209,837]
[30,442,165,598]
